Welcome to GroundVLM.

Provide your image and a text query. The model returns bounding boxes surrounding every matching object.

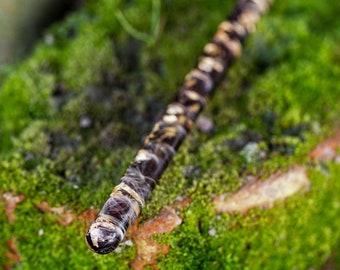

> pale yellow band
[111,182,145,208]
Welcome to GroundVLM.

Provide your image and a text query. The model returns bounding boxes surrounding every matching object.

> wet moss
[0,0,340,269]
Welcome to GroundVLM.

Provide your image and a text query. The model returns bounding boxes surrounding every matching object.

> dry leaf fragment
[130,206,182,270]
[309,130,340,162]
[77,208,98,223]
[1,192,25,223]
[4,237,21,270]
[172,196,191,211]
[214,166,310,214]
[36,201,77,226]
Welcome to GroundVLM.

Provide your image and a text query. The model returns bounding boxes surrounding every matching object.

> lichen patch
[214,166,310,214]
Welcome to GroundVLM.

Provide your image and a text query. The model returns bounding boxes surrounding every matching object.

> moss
[155,163,340,269]
[0,0,340,269]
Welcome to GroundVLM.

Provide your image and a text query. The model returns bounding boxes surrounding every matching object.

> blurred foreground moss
[0,0,340,269]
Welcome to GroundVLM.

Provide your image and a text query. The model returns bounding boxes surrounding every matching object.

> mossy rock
[1,0,340,269]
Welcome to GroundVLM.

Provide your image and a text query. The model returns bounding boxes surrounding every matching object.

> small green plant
[115,0,161,45]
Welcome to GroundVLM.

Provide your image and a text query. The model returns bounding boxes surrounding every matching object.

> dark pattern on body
[86,0,273,254]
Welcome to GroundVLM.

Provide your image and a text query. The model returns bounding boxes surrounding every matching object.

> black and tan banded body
[86,0,273,254]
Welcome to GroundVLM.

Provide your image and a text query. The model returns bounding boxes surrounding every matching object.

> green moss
[156,163,340,269]
[0,0,340,269]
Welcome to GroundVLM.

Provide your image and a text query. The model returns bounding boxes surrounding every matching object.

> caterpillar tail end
[86,221,122,254]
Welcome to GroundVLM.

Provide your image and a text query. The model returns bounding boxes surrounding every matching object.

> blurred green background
[0,0,80,65]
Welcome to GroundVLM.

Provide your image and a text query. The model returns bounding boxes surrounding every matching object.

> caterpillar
[86,0,273,254]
